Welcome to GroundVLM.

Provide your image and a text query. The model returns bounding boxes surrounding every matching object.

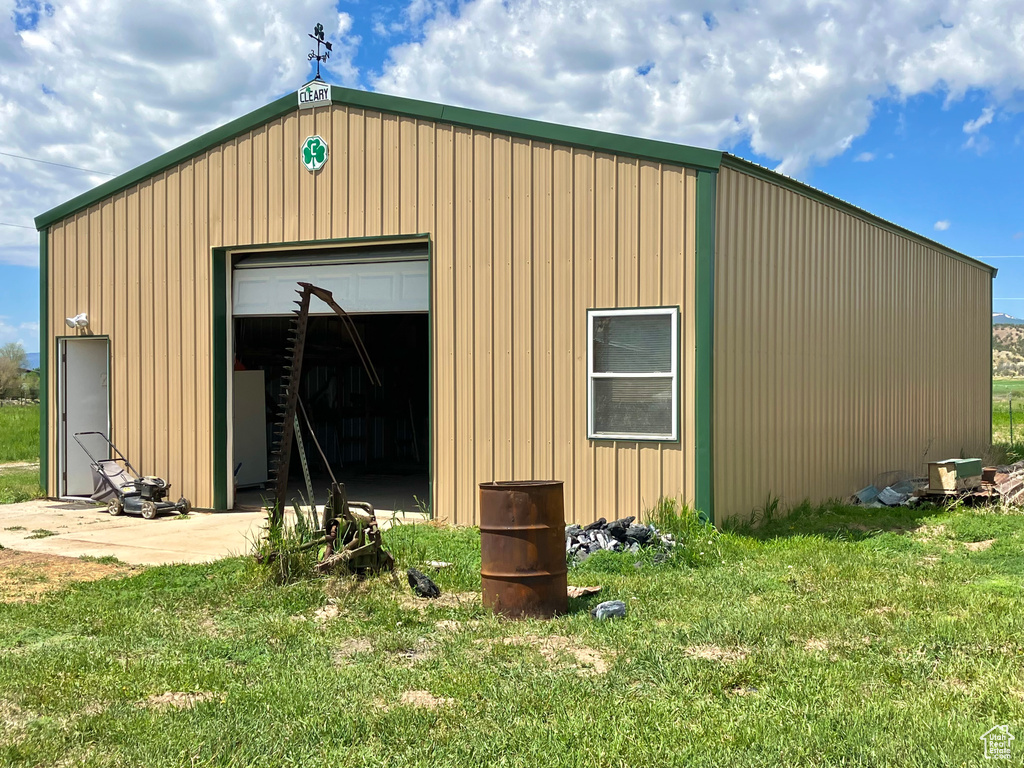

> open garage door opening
[229,242,430,515]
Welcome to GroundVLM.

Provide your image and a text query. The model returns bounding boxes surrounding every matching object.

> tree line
[0,343,39,400]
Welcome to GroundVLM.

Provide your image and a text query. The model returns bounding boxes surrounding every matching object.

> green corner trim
[426,237,434,521]
[990,277,995,447]
[695,171,717,525]
[212,248,228,510]
[36,88,723,230]
[721,154,997,277]
[39,229,49,494]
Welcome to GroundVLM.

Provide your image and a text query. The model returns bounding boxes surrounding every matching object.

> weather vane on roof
[308,23,332,80]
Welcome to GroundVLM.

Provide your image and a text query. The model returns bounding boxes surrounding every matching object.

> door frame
[56,335,111,499]
[211,234,434,512]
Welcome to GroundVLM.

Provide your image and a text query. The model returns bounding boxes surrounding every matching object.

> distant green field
[0,404,39,463]
[992,378,1024,401]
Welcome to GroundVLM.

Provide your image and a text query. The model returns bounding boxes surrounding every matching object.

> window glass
[588,307,678,441]
[592,378,673,436]
[592,314,672,373]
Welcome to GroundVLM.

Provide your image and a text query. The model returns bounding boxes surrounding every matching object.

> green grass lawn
[0,468,44,505]
[0,404,39,464]
[1,503,1022,767]
[993,378,1024,457]
[0,404,42,504]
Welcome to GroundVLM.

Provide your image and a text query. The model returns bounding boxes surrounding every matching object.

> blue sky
[2,0,1023,352]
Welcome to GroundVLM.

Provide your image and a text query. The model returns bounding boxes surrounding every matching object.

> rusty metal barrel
[479,480,568,619]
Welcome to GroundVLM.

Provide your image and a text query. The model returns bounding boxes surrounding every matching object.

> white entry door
[59,337,110,497]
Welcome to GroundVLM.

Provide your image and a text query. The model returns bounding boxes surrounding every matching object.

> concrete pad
[0,499,429,567]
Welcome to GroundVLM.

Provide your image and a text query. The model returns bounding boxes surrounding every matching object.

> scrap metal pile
[565,516,677,563]
[854,458,1024,508]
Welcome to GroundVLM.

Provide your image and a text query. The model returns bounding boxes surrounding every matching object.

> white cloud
[854,152,875,163]
[0,1,361,267]
[963,105,996,151]
[934,220,951,231]
[964,106,996,134]
[0,317,39,350]
[374,0,1024,176]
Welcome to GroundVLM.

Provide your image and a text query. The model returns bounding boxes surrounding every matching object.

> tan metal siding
[714,166,992,521]
[46,104,699,521]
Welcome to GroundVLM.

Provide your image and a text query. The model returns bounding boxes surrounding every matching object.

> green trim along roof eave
[721,154,998,278]
[694,170,716,526]
[328,86,723,172]
[35,89,723,230]
[35,94,297,230]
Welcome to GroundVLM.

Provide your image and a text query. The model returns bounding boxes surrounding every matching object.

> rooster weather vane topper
[308,23,332,80]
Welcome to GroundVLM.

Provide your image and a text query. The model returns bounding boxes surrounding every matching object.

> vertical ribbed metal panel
[45,104,699,520]
[714,166,991,521]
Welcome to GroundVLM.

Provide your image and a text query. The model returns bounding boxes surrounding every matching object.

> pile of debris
[853,479,921,508]
[853,458,1024,508]
[565,516,676,563]
[993,462,1024,505]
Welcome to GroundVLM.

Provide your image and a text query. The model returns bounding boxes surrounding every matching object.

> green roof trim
[328,86,723,171]
[35,94,297,229]
[721,154,997,277]
[36,87,723,230]
[34,82,998,285]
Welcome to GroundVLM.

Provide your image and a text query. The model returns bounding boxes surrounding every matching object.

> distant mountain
[23,352,39,370]
[994,313,1024,325]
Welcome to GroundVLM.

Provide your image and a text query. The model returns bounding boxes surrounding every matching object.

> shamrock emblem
[301,136,328,171]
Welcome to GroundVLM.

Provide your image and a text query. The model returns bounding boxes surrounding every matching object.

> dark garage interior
[232,312,429,513]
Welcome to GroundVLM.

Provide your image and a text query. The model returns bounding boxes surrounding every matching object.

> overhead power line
[0,222,35,230]
[0,150,117,177]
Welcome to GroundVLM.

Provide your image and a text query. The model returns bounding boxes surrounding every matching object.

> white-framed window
[587,307,679,441]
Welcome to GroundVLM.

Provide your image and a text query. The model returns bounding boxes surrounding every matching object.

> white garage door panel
[233,260,428,316]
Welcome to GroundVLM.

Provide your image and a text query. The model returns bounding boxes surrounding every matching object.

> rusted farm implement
[257,282,393,576]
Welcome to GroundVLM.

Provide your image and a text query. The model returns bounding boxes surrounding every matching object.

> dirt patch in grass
[0,462,39,474]
[397,690,454,709]
[140,692,220,710]
[435,619,483,632]
[0,699,35,730]
[804,638,830,652]
[685,645,750,663]
[965,539,996,552]
[727,685,759,696]
[913,524,949,544]
[483,634,612,676]
[314,603,341,623]
[79,702,107,717]
[397,591,480,612]
[332,637,374,665]
[0,549,133,603]
[387,637,434,665]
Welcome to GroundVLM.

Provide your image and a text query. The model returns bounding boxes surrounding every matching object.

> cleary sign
[298,80,331,109]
